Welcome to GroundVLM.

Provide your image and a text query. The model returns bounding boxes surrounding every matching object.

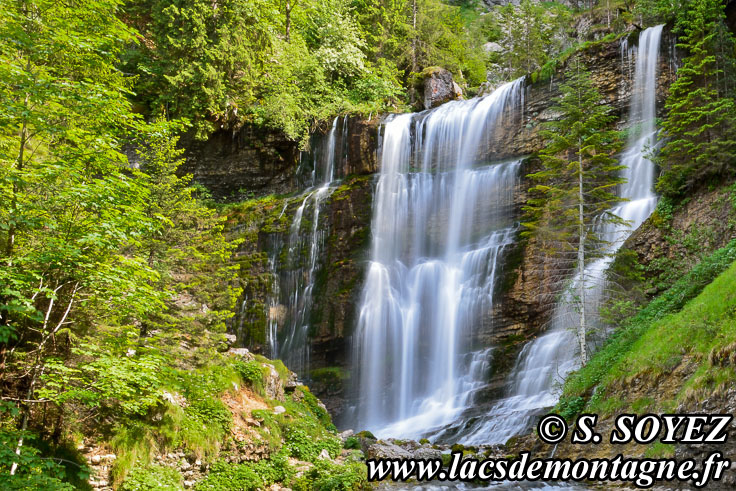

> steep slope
[510,238,736,488]
[82,350,365,490]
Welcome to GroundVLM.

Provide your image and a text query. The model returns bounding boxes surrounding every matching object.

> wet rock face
[227,175,374,421]
[224,32,681,429]
[180,126,300,202]
[423,67,464,110]
[181,117,378,202]
[485,30,676,162]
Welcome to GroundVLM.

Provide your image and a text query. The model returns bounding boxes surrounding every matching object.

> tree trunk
[285,0,291,42]
[577,144,588,365]
[411,0,417,73]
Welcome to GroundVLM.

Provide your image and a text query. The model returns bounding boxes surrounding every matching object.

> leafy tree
[655,0,736,196]
[413,0,485,84]
[121,0,278,138]
[351,0,412,66]
[133,121,241,363]
[634,0,687,24]
[0,0,162,473]
[523,56,625,363]
[499,0,551,76]
[484,0,573,80]
[0,0,239,479]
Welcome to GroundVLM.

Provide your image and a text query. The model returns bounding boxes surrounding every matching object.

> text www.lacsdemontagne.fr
[366,451,730,488]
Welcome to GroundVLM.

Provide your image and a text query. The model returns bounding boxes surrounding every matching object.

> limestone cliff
[198,28,680,429]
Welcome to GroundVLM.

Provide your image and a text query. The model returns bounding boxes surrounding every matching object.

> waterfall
[459,25,664,445]
[264,116,347,375]
[353,79,525,438]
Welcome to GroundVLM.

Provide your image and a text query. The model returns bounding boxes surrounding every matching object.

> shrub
[120,464,181,491]
[291,459,366,491]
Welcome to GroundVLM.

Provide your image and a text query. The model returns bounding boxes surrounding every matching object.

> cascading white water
[264,116,347,375]
[353,80,525,437]
[459,25,664,445]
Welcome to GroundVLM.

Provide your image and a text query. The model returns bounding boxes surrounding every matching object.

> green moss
[644,442,675,459]
[310,367,348,385]
[631,396,655,413]
[588,395,626,416]
[355,430,376,440]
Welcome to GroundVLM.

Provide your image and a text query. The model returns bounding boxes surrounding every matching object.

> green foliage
[561,238,736,408]
[523,56,624,361]
[295,386,334,430]
[122,0,409,141]
[171,364,236,435]
[109,365,238,485]
[120,464,182,491]
[524,56,624,250]
[556,395,586,421]
[121,0,500,135]
[235,360,267,394]
[37,346,165,419]
[195,460,265,490]
[284,419,341,461]
[0,428,76,490]
[495,0,573,78]
[291,459,367,491]
[635,0,689,25]
[195,451,295,490]
[655,0,736,196]
[343,436,360,449]
[1,6,239,487]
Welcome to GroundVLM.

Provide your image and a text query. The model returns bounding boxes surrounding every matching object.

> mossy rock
[355,430,376,440]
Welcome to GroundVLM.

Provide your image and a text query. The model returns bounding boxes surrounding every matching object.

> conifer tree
[523,56,625,364]
[656,0,736,196]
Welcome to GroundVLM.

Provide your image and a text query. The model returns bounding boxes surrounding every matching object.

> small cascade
[353,80,525,438]
[264,116,347,376]
[460,25,664,445]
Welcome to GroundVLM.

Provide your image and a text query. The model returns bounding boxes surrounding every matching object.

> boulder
[412,446,443,460]
[227,348,255,361]
[482,42,503,53]
[365,442,413,460]
[263,364,285,401]
[338,429,354,442]
[423,68,463,110]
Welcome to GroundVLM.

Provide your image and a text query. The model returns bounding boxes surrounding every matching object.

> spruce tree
[523,56,625,364]
[656,0,736,196]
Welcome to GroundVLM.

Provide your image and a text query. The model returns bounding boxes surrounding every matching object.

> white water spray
[459,25,664,445]
[353,80,525,437]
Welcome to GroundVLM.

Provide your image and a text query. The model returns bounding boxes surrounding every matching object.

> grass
[644,442,675,458]
[110,361,249,486]
[558,239,736,417]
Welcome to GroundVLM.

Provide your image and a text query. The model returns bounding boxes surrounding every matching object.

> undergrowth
[558,238,736,418]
